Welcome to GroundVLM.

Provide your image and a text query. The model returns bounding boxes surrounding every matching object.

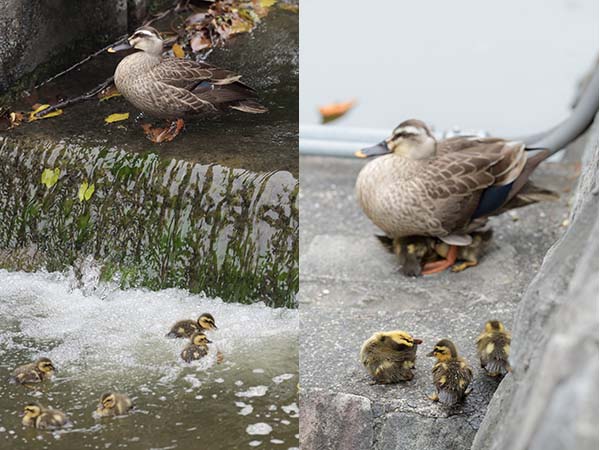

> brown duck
[356,119,557,274]
[109,26,266,140]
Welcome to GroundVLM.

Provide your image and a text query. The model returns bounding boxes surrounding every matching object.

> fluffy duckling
[433,229,493,273]
[476,320,511,376]
[21,402,72,430]
[95,392,134,417]
[376,235,437,276]
[360,331,423,383]
[166,312,217,338]
[428,339,473,406]
[181,332,212,363]
[10,357,55,385]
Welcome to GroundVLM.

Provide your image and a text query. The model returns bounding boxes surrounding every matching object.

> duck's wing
[151,58,243,90]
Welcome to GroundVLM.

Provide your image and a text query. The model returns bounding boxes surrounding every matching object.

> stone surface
[471,117,598,450]
[299,124,592,449]
[0,0,127,92]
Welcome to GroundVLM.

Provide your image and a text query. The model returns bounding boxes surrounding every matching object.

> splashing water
[0,269,298,450]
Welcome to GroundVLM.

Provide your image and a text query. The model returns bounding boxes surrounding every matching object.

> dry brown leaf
[319,99,357,123]
[190,33,212,52]
[172,43,185,58]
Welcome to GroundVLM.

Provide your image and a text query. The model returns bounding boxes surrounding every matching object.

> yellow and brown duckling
[10,357,55,385]
[181,332,212,363]
[433,229,493,273]
[360,331,423,383]
[476,320,511,377]
[21,402,72,430]
[95,392,134,418]
[376,235,435,276]
[166,312,217,338]
[427,339,473,406]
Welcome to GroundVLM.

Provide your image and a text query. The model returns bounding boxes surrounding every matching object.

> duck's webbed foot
[421,245,457,275]
[142,118,185,143]
[451,260,478,272]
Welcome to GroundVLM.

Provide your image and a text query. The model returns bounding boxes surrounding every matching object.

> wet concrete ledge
[0,136,298,307]
[298,121,595,449]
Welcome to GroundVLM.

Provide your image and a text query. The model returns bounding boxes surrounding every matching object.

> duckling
[95,392,134,417]
[433,229,493,273]
[427,339,473,406]
[166,312,217,338]
[476,320,511,377]
[10,357,55,385]
[376,235,437,276]
[181,332,212,363]
[21,402,72,430]
[360,331,423,383]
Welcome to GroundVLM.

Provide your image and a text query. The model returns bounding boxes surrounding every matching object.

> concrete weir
[298,118,597,449]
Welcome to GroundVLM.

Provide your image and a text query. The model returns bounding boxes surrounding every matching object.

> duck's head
[99,392,117,410]
[427,339,458,362]
[108,26,163,56]
[372,330,423,352]
[484,320,506,333]
[197,313,217,331]
[36,357,56,375]
[22,403,42,419]
[191,332,212,347]
[356,119,437,160]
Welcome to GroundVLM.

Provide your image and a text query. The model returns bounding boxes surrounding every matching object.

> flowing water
[0,268,299,450]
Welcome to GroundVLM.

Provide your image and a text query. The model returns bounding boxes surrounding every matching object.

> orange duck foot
[421,245,458,275]
[142,118,185,143]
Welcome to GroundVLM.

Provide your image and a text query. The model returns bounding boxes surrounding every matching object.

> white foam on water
[281,403,299,418]
[236,386,269,398]
[272,374,294,384]
[235,401,253,416]
[0,269,298,385]
[246,423,272,435]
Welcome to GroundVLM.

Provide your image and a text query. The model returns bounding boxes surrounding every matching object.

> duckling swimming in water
[21,402,72,430]
[360,331,423,383]
[10,357,55,385]
[181,332,212,363]
[476,320,511,377]
[95,392,134,417]
[166,312,217,338]
[427,339,473,406]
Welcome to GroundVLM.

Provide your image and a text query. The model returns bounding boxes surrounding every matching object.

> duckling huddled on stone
[181,332,212,363]
[21,402,72,430]
[166,312,217,338]
[427,339,473,406]
[476,320,511,377]
[109,26,267,141]
[95,392,134,418]
[360,331,423,383]
[10,357,55,385]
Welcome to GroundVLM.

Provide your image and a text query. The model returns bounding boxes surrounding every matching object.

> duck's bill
[355,141,390,158]
[426,350,435,357]
[108,41,133,53]
[413,339,423,345]
[206,339,213,344]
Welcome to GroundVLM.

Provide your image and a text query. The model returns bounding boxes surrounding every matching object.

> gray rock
[471,116,599,450]
[0,0,127,92]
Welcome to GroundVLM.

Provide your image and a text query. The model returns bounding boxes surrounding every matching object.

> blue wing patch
[471,183,513,219]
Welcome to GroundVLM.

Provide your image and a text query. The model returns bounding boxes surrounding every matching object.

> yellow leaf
[172,43,185,58]
[84,183,95,201]
[41,167,60,189]
[104,112,129,123]
[78,181,95,201]
[29,104,63,122]
[260,0,277,6]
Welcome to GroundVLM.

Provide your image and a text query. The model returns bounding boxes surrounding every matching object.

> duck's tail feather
[230,100,268,114]
[498,182,559,213]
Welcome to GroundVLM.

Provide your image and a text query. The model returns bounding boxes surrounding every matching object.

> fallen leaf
[172,43,185,58]
[318,99,356,123]
[185,12,207,25]
[41,168,60,189]
[29,104,63,121]
[190,32,212,52]
[260,0,277,6]
[278,3,298,13]
[98,85,122,102]
[104,112,130,124]
[78,181,95,202]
